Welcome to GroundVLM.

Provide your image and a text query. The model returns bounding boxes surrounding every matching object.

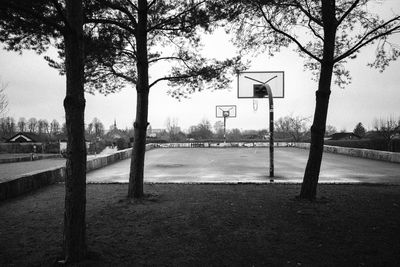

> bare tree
[214,121,225,139]
[17,117,27,132]
[38,119,49,135]
[165,117,181,142]
[0,116,16,136]
[325,125,337,136]
[373,116,400,151]
[188,119,214,140]
[90,117,104,138]
[275,115,310,142]
[227,128,242,141]
[27,117,38,133]
[0,79,8,117]
[50,119,60,136]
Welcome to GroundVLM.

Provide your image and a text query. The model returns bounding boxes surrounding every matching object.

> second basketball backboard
[216,105,237,118]
[237,71,284,98]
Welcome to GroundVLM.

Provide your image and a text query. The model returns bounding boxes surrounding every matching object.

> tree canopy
[228,0,400,88]
[222,0,400,199]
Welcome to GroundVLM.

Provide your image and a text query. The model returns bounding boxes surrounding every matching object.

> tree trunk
[299,70,332,199]
[63,0,87,262]
[299,0,336,200]
[128,0,149,198]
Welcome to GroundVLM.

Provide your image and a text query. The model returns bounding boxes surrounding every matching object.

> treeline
[0,116,65,139]
[152,116,315,143]
[0,116,131,143]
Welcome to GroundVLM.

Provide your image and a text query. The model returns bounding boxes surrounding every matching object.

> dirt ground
[1,183,400,266]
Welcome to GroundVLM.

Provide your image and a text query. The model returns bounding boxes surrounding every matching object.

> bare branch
[125,0,139,12]
[308,18,324,41]
[335,16,400,62]
[97,0,138,28]
[108,65,136,83]
[86,18,136,34]
[336,0,360,27]
[148,56,186,64]
[293,0,323,26]
[149,74,195,89]
[148,0,157,10]
[0,80,9,117]
[258,4,321,62]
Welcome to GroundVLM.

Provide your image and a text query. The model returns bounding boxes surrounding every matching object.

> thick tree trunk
[128,0,149,198]
[299,66,332,199]
[299,0,336,200]
[63,0,87,262]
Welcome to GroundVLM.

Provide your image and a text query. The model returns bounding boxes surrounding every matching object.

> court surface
[86,147,400,184]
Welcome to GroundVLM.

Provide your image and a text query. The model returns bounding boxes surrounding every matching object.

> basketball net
[253,99,258,112]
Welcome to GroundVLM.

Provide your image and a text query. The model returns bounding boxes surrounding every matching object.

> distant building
[326,132,361,141]
[147,128,165,138]
[6,132,44,143]
[106,119,123,140]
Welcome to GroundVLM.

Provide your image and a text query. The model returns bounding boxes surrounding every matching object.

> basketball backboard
[216,105,237,118]
[237,71,284,98]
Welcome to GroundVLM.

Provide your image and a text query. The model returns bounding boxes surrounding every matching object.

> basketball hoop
[237,70,285,179]
[216,105,237,144]
[253,99,258,112]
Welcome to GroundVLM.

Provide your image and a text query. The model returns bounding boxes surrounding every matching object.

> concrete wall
[86,147,132,172]
[0,144,156,201]
[154,142,290,148]
[293,142,400,163]
[0,167,66,201]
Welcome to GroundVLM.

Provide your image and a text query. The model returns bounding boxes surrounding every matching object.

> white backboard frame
[216,105,237,118]
[237,71,285,98]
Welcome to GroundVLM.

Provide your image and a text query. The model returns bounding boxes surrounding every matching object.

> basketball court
[86,147,400,184]
[84,70,399,184]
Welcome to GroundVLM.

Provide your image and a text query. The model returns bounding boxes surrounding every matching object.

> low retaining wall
[293,143,400,163]
[86,147,132,172]
[153,142,290,148]
[0,167,66,201]
[0,144,156,201]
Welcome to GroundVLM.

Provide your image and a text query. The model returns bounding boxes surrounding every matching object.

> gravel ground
[1,183,400,266]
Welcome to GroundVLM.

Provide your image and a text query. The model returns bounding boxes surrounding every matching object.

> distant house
[326,132,361,141]
[147,128,165,138]
[6,132,44,143]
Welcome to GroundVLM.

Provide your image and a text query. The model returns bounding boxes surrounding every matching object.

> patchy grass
[1,183,400,266]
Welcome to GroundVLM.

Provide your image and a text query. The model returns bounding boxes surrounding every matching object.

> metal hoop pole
[223,116,227,143]
[266,86,274,179]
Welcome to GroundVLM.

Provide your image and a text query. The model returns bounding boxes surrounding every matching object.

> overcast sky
[0,1,399,133]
